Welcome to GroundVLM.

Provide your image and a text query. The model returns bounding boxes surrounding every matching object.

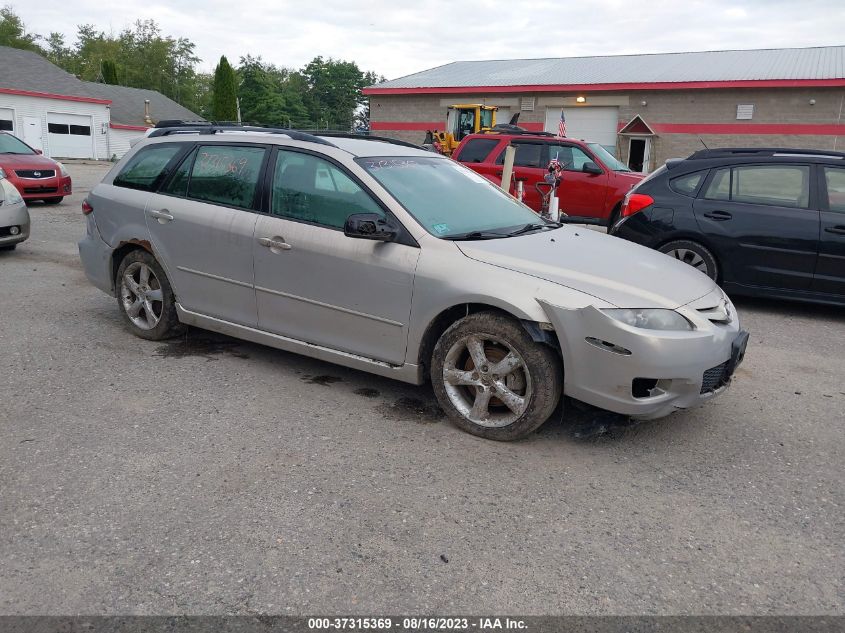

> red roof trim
[109,122,150,131]
[372,120,845,136]
[364,78,845,96]
[651,122,845,135]
[0,87,111,105]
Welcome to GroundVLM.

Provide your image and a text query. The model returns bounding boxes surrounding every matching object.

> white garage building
[0,46,202,160]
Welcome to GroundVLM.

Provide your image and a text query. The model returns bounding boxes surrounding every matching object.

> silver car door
[252,149,419,365]
[145,144,268,326]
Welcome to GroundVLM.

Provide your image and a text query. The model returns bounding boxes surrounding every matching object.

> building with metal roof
[0,45,202,159]
[364,46,845,172]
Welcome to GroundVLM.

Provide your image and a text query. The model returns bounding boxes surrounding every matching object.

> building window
[0,119,12,131]
[48,123,70,134]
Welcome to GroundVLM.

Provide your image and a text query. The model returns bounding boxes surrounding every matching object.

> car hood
[456,227,716,309]
[0,154,59,170]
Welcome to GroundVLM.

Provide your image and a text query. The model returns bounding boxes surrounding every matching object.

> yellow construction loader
[424,104,498,156]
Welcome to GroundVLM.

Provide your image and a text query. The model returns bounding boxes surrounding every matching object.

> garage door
[545,107,619,155]
[496,107,512,126]
[0,107,13,132]
[47,113,94,158]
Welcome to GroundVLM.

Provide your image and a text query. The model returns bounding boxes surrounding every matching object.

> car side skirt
[175,304,425,385]
[722,282,845,307]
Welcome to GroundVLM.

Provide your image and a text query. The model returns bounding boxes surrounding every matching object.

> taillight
[620,193,654,217]
[82,200,93,215]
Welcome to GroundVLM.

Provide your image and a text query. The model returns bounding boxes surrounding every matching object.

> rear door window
[547,143,594,171]
[495,142,543,168]
[113,144,183,192]
[456,138,499,163]
[823,167,845,213]
[703,168,731,200]
[732,165,810,208]
[186,145,267,209]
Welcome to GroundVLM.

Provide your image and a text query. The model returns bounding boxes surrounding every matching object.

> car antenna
[698,136,709,150]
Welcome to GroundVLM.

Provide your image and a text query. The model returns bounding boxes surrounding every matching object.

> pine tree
[101,59,119,84]
[211,55,238,122]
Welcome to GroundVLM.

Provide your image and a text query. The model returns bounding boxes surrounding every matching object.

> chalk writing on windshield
[363,159,419,170]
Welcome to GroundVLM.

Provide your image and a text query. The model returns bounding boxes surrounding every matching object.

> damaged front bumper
[538,294,746,420]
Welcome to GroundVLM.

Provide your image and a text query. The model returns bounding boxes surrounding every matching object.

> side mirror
[344,213,397,242]
[34,149,43,155]
[582,161,603,175]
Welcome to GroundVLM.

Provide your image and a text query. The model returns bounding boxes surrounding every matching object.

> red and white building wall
[365,80,845,172]
[0,89,146,160]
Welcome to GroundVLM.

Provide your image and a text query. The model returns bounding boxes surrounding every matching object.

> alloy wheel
[669,247,708,273]
[442,335,532,428]
[119,262,164,330]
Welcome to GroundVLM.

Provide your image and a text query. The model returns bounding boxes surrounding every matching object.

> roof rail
[308,131,425,149]
[147,123,337,147]
[688,147,845,160]
[478,125,556,137]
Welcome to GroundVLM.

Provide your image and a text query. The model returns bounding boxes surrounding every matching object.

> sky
[11,0,845,79]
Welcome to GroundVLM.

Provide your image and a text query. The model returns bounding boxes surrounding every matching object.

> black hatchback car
[610,148,845,306]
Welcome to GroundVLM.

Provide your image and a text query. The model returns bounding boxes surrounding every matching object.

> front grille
[23,186,58,194]
[700,361,728,394]
[15,170,55,179]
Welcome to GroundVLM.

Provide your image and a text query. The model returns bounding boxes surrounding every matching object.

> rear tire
[659,239,719,281]
[431,311,562,441]
[115,249,183,340]
[43,197,63,205]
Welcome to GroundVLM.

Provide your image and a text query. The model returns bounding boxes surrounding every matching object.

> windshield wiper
[505,222,559,237]
[442,230,508,241]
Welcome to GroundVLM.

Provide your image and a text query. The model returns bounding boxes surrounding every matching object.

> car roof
[144,125,435,158]
[462,132,593,146]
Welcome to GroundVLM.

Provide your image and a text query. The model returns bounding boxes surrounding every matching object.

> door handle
[258,236,292,251]
[495,170,503,176]
[148,209,174,223]
[824,225,845,235]
[703,211,732,221]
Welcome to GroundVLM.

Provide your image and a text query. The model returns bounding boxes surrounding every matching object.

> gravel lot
[1,162,843,615]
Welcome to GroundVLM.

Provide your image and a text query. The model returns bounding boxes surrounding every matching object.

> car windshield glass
[357,156,549,239]
[0,134,35,155]
[587,143,631,171]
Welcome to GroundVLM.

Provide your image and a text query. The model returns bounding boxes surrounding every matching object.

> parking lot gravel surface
[0,162,843,615]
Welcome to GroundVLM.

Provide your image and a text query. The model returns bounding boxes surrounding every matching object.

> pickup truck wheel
[431,311,562,441]
[115,249,183,340]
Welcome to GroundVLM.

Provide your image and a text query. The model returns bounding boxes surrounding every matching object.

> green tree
[212,55,238,122]
[0,5,42,52]
[237,55,309,127]
[301,56,379,130]
[101,58,119,84]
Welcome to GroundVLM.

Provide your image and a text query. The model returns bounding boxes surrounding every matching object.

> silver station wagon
[79,125,748,441]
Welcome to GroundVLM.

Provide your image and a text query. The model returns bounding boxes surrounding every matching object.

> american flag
[558,110,566,137]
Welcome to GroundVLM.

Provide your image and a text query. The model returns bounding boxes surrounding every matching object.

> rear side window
[186,145,266,209]
[670,171,706,197]
[495,142,543,168]
[113,144,183,191]
[160,149,195,197]
[456,138,499,163]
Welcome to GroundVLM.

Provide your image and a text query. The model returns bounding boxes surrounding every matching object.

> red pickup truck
[453,132,643,226]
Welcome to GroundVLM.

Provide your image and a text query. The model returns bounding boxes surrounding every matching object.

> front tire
[431,311,562,441]
[115,249,183,340]
[659,239,719,281]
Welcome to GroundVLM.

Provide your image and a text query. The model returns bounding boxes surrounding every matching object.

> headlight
[55,161,69,177]
[602,308,693,331]
[0,167,6,179]
[0,178,24,206]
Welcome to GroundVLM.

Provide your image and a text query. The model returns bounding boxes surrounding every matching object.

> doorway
[627,136,651,172]
[23,116,44,152]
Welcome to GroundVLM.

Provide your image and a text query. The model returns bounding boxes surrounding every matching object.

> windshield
[0,133,35,155]
[358,156,547,239]
[587,143,631,172]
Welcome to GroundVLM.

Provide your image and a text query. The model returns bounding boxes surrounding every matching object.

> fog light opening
[9,225,20,235]
[585,336,631,356]
[632,378,672,399]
